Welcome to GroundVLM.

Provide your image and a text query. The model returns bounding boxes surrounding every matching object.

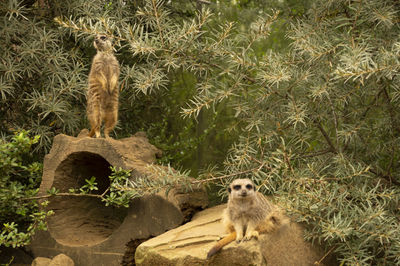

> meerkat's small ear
[228,187,231,193]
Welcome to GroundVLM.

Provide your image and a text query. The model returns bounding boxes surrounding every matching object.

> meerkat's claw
[244,231,259,241]
[242,236,251,241]
[253,231,259,238]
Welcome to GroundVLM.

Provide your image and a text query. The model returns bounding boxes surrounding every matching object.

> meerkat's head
[94,34,113,52]
[228,178,256,200]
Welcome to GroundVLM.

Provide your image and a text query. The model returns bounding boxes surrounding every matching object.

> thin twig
[315,121,337,153]
[382,85,400,135]
[368,168,400,186]
[283,149,294,173]
[315,245,336,265]
[100,186,110,198]
[326,90,339,152]
[152,0,164,46]
[22,192,103,201]
[299,149,332,158]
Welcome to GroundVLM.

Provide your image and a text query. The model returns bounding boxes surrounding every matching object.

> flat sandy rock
[135,204,333,266]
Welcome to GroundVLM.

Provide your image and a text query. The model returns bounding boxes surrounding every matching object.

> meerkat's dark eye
[233,185,241,190]
[100,36,107,41]
[245,184,253,190]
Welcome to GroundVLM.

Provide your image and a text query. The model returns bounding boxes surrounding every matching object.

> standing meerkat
[87,34,120,138]
[207,178,287,259]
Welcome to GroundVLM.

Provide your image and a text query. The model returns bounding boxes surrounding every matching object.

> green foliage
[102,166,132,208]
[118,72,205,169]
[0,0,88,154]
[0,131,53,247]
[208,0,311,54]
[56,0,398,263]
[69,166,193,208]
[50,0,292,173]
[126,164,195,195]
[174,0,400,264]
[55,167,133,208]
[1,0,255,172]
[46,166,193,209]
[0,0,290,248]
[3,0,399,263]
[79,176,98,194]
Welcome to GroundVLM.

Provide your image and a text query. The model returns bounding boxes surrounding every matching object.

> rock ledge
[136,204,332,266]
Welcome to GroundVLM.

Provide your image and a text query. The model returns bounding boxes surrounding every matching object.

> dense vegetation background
[1,0,400,264]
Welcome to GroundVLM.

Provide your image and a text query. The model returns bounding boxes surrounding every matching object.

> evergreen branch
[244,10,280,52]
[335,64,400,83]
[208,21,234,51]
[169,9,210,57]
[382,85,400,135]
[181,88,236,118]
[151,0,164,46]
[325,83,339,152]
[315,121,338,153]
[283,148,294,174]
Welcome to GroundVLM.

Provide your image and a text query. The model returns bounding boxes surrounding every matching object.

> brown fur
[87,34,120,138]
[207,179,287,259]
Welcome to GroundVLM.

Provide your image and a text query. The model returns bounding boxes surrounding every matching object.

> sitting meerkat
[207,178,287,259]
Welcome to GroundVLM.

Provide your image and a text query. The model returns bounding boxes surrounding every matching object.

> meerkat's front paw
[243,230,259,241]
[235,233,244,243]
[235,237,243,243]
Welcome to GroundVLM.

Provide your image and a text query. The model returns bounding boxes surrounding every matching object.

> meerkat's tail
[207,231,236,259]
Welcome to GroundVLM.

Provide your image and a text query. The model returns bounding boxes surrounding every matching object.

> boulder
[49,254,74,266]
[31,257,51,266]
[28,132,208,266]
[31,254,74,266]
[135,204,333,266]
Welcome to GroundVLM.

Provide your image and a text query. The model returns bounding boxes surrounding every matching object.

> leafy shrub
[0,131,53,247]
